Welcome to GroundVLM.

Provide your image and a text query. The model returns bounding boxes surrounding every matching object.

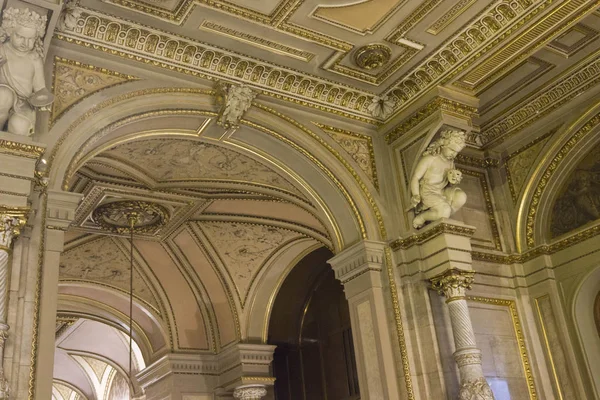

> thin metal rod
[129,218,135,397]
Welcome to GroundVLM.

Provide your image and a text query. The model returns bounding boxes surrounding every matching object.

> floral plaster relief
[60,236,160,311]
[199,221,302,305]
[506,137,549,201]
[103,139,304,197]
[202,199,327,233]
[51,58,135,124]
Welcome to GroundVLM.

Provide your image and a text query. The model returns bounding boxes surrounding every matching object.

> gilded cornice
[314,123,379,189]
[55,8,378,123]
[386,0,445,41]
[199,21,315,62]
[455,0,599,92]
[472,223,600,264]
[426,0,477,35]
[386,0,554,118]
[482,49,600,147]
[525,111,600,249]
[55,0,566,123]
[0,140,44,159]
[385,97,478,144]
[390,223,476,251]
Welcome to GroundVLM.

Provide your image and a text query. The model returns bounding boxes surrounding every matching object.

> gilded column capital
[233,385,267,400]
[0,207,29,251]
[430,268,475,300]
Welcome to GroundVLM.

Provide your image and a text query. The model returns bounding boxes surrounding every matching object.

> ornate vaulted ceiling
[49,0,600,395]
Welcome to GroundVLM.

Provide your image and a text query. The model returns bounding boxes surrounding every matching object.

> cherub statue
[0,7,54,136]
[217,83,256,128]
[409,129,467,229]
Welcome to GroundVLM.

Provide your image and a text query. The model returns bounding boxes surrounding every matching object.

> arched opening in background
[268,247,360,400]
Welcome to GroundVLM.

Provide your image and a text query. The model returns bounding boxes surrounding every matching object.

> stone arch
[572,265,600,397]
[44,86,386,249]
[516,101,600,251]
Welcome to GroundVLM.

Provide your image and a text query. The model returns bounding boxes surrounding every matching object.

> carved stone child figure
[0,7,54,136]
[410,129,467,229]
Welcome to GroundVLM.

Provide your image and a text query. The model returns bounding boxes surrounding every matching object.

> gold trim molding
[385,97,478,144]
[482,49,600,147]
[390,223,476,251]
[469,296,538,399]
[0,140,44,159]
[199,21,315,62]
[426,0,477,35]
[55,9,377,123]
[525,110,600,249]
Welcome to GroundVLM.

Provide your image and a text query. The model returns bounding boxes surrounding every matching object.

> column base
[458,377,494,400]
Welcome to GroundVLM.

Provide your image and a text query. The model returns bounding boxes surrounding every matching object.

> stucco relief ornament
[367,95,395,119]
[56,0,82,32]
[216,82,256,129]
[233,385,268,400]
[0,7,54,136]
[409,129,467,229]
[459,377,495,400]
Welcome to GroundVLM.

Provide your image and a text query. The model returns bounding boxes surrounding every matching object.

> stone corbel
[215,82,257,129]
[328,240,401,400]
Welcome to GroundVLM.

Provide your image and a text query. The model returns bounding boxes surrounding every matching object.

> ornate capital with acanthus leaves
[0,207,29,251]
[430,268,475,300]
[233,385,268,400]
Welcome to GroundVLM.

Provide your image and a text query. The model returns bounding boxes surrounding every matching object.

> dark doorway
[268,247,360,400]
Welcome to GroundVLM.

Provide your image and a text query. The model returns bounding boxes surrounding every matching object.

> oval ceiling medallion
[354,44,392,70]
[92,200,169,233]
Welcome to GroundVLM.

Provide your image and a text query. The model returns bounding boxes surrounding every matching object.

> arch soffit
[571,265,600,398]
[57,292,168,362]
[44,87,386,249]
[516,101,600,252]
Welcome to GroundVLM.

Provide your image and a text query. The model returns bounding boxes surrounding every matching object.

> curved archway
[516,101,600,251]
[572,265,600,398]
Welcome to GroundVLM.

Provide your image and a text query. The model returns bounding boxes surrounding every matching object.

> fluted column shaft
[0,212,26,399]
[431,269,495,400]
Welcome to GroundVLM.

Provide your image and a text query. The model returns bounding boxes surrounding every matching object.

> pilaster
[34,190,82,400]
[137,344,275,400]
[328,240,400,400]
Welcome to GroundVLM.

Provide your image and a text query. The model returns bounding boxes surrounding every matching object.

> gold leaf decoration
[51,57,137,125]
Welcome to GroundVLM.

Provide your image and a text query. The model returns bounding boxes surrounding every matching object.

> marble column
[328,240,401,400]
[430,268,494,400]
[0,211,26,399]
[232,385,268,400]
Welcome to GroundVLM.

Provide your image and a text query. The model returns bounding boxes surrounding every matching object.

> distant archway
[268,247,360,399]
